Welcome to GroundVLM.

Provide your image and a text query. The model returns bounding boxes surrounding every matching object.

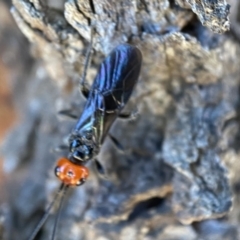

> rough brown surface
[1,0,240,240]
[176,0,230,33]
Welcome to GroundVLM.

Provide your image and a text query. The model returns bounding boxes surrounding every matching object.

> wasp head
[55,157,89,186]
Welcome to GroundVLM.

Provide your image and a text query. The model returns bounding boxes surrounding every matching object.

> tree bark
[1,0,240,239]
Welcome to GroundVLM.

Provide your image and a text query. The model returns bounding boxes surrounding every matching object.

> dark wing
[75,44,142,144]
[91,95,118,145]
[74,93,116,144]
[90,44,142,112]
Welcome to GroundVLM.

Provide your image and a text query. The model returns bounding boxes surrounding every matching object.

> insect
[28,43,142,240]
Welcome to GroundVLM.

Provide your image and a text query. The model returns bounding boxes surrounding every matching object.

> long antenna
[28,183,65,240]
[51,185,68,240]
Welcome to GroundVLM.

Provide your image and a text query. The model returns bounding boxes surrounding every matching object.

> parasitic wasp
[28,42,142,240]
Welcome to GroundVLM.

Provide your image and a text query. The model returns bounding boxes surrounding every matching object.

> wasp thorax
[70,139,94,162]
[55,157,89,187]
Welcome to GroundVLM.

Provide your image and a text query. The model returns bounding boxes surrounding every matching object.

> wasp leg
[94,158,108,179]
[58,109,78,120]
[79,26,94,99]
[108,134,125,153]
[118,109,139,120]
[50,145,69,153]
[80,84,90,99]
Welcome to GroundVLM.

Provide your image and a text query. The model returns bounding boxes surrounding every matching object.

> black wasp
[28,44,142,240]
[68,44,142,164]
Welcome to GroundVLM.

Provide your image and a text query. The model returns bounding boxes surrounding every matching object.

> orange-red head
[55,157,89,187]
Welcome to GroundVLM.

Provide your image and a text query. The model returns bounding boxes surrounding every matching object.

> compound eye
[70,140,81,151]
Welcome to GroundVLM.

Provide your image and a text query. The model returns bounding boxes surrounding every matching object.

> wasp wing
[91,44,142,112]
[75,44,142,145]
[91,94,117,145]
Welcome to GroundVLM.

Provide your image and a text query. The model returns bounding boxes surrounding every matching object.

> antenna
[28,183,65,240]
[51,185,68,240]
